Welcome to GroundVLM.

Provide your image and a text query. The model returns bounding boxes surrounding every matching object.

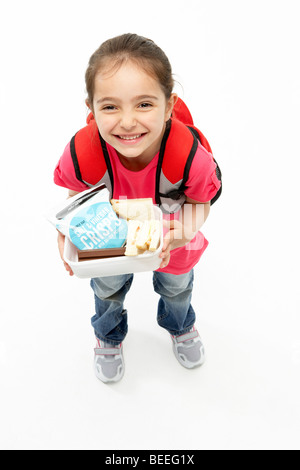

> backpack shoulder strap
[70,114,114,194]
[187,126,222,205]
[156,117,222,208]
[187,125,212,154]
[155,118,199,205]
[171,98,222,206]
[161,119,198,184]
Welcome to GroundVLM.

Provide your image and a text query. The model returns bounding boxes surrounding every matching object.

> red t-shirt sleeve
[184,143,221,202]
[53,142,89,192]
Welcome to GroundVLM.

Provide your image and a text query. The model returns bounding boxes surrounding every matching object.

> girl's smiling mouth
[114,133,147,144]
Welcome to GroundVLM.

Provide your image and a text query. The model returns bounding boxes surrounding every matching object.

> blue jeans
[90,270,196,345]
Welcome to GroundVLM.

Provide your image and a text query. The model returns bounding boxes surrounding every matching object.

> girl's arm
[159,197,211,269]
[68,190,80,198]
[58,191,210,273]
[57,190,80,276]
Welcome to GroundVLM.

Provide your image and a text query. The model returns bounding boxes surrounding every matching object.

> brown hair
[85,33,174,111]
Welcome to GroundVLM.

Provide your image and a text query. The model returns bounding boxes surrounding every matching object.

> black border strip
[181,131,199,189]
[99,131,114,197]
[155,119,172,205]
[188,126,222,206]
[211,160,222,205]
[70,133,84,183]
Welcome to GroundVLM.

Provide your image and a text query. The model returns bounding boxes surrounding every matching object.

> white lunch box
[63,205,163,278]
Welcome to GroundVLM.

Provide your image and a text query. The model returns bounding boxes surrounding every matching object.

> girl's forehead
[96,60,155,81]
[94,60,164,99]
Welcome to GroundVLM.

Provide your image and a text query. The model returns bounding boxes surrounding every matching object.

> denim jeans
[90,270,196,345]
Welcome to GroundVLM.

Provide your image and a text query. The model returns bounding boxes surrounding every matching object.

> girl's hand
[159,201,211,269]
[159,219,194,269]
[57,231,74,276]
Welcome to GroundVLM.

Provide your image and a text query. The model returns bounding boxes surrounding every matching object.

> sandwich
[124,220,143,256]
[111,198,161,256]
[111,198,154,221]
[125,219,161,256]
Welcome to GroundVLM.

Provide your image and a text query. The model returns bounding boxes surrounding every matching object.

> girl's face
[91,60,177,169]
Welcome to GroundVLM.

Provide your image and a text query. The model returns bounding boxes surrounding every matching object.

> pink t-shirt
[54,141,221,274]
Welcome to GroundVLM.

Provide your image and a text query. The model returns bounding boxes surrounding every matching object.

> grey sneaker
[94,338,125,383]
[171,327,205,369]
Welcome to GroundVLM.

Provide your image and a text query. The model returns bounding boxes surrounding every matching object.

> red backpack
[69,98,222,213]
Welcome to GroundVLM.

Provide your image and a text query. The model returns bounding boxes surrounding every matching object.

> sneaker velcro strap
[175,330,199,343]
[94,347,121,356]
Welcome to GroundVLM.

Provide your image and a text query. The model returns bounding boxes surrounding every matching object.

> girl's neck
[116,151,157,171]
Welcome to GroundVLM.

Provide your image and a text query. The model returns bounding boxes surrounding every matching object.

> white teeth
[118,134,142,140]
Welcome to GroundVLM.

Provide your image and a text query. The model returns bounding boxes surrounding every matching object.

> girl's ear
[85,99,93,113]
[165,93,178,121]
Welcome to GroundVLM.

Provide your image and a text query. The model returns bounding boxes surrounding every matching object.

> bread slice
[111,198,154,221]
[136,220,151,250]
[111,198,161,256]
[124,219,161,256]
[148,220,161,252]
[124,220,143,256]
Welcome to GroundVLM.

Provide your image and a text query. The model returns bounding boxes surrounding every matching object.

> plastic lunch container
[63,205,163,278]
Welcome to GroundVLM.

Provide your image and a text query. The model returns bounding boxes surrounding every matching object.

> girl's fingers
[161,231,174,254]
[58,232,74,276]
[159,252,171,269]
[162,219,182,230]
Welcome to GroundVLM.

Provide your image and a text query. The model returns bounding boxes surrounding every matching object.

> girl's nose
[120,112,136,130]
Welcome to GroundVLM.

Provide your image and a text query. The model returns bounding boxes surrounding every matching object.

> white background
[0,0,299,450]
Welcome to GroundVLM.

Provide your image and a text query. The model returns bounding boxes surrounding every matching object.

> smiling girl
[54,34,222,383]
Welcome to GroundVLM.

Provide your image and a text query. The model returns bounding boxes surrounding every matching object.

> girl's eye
[138,102,152,109]
[102,105,117,111]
